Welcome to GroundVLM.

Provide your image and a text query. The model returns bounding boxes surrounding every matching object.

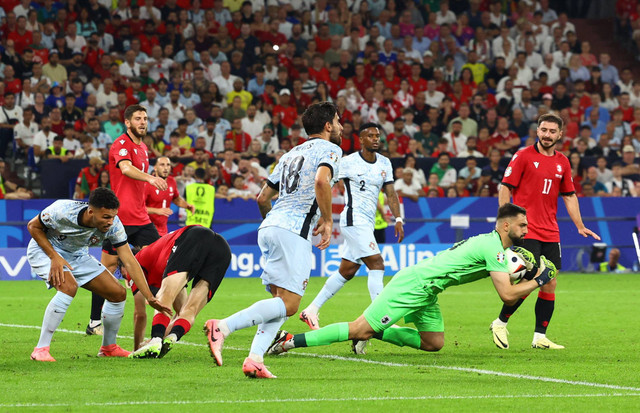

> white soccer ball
[506,249,527,281]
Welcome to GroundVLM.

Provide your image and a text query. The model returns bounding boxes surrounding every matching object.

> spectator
[394,169,425,202]
[430,152,457,188]
[605,162,636,196]
[73,156,105,199]
[0,158,33,199]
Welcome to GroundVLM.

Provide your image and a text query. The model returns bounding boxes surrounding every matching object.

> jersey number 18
[282,156,305,194]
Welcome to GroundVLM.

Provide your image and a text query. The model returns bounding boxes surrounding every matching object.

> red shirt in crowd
[225,130,252,152]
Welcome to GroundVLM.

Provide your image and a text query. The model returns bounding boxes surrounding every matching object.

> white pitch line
[2,393,640,409]
[3,322,640,393]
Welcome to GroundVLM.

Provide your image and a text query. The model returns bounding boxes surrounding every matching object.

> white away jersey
[340,152,394,229]
[260,138,342,240]
[29,200,128,258]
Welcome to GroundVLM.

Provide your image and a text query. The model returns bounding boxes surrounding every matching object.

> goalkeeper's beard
[509,231,525,246]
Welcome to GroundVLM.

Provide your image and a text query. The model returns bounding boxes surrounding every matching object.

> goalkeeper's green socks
[373,327,422,349]
[293,322,350,347]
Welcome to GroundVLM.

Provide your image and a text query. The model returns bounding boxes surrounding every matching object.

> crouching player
[267,203,557,357]
[27,188,172,361]
[131,225,231,358]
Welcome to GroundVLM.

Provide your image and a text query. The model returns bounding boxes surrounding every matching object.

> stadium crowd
[1,0,640,202]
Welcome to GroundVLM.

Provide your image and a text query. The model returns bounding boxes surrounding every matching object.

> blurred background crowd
[1,0,639,202]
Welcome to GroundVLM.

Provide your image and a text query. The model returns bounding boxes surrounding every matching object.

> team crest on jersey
[119,148,128,156]
[496,252,505,263]
[329,152,338,163]
[504,166,512,177]
[89,235,100,245]
[557,164,562,173]
[302,279,308,291]
[381,171,387,179]
[369,242,376,250]
[41,212,51,224]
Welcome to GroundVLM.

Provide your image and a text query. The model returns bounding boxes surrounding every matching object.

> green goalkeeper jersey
[404,230,510,294]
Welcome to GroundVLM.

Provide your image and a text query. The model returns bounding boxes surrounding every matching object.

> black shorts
[102,222,160,255]
[522,239,562,270]
[164,226,231,302]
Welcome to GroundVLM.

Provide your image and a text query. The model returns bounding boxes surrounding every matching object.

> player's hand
[312,217,326,236]
[315,220,332,250]
[187,204,196,214]
[534,256,557,287]
[395,221,404,243]
[49,254,73,287]
[147,297,173,317]
[158,208,173,217]
[578,227,601,241]
[148,175,168,191]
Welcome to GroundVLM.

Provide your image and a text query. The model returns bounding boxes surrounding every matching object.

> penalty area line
[1,393,640,408]
[2,322,639,393]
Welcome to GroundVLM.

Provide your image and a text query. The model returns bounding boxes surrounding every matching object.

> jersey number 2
[282,156,305,194]
[542,178,552,194]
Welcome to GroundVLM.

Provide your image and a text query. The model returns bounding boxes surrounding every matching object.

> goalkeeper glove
[512,246,538,280]
[534,255,557,287]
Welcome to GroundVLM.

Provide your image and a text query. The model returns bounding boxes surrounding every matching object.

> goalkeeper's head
[496,203,528,247]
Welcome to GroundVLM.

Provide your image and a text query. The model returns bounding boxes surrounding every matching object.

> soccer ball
[506,249,527,281]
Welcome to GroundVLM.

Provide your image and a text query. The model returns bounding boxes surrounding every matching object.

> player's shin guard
[293,322,350,347]
[534,291,555,334]
[498,296,527,323]
[373,327,422,349]
[101,300,125,346]
[168,318,192,341]
[310,273,348,310]
[250,316,288,361]
[367,270,384,301]
[37,292,73,348]
[90,292,105,323]
[151,313,171,338]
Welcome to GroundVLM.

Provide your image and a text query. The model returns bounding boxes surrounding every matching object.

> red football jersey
[502,144,575,242]
[144,175,179,236]
[129,226,192,293]
[109,133,151,226]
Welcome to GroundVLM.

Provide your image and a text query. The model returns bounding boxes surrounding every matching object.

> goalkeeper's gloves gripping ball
[512,246,538,280]
[534,255,557,287]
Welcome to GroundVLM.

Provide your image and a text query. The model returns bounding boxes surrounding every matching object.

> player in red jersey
[130,226,231,358]
[86,105,169,336]
[490,113,600,350]
[145,156,195,237]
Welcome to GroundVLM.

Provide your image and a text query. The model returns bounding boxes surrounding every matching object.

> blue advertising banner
[0,243,453,281]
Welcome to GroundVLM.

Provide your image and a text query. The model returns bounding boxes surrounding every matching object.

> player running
[489,113,600,350]
[203,102,343,379]
[267,203,557,358]
[299,123,404,355]
[27,188,171,361]
[130,225,231,358]
[144,156,195,237]
[87,105,166,336]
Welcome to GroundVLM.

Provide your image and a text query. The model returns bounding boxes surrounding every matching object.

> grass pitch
[1,274,639,412]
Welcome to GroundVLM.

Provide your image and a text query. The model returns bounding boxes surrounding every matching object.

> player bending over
[267,203,557,357]
[299,123,403,355]
[130,225,231,358]
[28,188,171,362]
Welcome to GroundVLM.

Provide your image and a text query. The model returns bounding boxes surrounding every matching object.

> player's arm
[115,244,173,317]
[257,181,278,218]
[383,184,405,243]
[146,206,173,216]
[173,196,195,214]
[562,193,601,240]
[27,215,74,287]
[315,165,334,250]
[498,183,513,206]
[118,159,168,190]
[490,256,557,305]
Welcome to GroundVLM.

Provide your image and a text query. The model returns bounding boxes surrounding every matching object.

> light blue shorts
[340,225,380,265]
[258,226,312,296]
[27,244,108,289]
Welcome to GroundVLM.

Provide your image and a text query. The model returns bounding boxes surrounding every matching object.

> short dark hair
[194,168,207,179]
[497,203,527,220]
[359,122,380,134]
[124,104,147,121]
[301,102,338,136]
[89,188,120,210]
[537,113,564,130]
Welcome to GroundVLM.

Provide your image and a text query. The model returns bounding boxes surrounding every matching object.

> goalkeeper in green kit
[267,203,556,355]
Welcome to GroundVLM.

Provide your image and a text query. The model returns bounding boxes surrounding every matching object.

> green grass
[1,274,639,412]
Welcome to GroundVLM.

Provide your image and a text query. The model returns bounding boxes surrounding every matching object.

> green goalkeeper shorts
[363,268,444,333]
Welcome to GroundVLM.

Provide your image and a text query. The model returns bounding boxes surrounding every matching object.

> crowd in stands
[1,0,640,202]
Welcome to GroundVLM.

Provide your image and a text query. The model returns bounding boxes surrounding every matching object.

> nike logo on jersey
[533,162,539,168]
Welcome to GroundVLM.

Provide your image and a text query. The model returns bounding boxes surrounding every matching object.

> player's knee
[284,301,300,317]
[540,277,557,292]
[368,255,385,270]
[420,338,444,352]
[340,270,356,280]
[109,286,127,302]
